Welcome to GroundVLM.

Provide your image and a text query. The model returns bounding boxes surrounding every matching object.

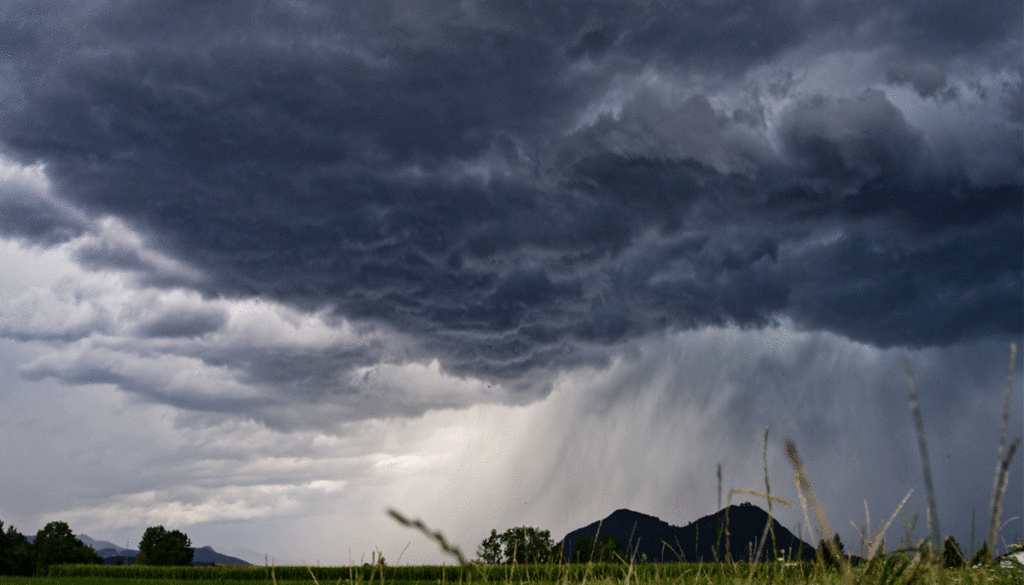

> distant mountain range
[76,534,252,566]
[558,503,819,563]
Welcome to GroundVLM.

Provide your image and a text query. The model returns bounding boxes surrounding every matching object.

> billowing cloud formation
[0,153,85,244]
[2,224,510,426]
[0,0,1018,394]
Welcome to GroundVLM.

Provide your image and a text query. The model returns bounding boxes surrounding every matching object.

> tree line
[0,519,194,576]
[475,526,623,564]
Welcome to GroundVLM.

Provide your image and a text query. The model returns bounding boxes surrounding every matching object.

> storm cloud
[1,0,1019,391]
[0,0,1019,565]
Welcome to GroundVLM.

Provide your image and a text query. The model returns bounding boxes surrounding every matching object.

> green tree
[137,526,194,566]
[595,536,622,562]
[970,541,992,566]
[549,541,564,562]
[504,526,552,564]
[0,520,36,576]
[475,527,552,565]
[816,533,845,570]
[475,530,502,565]
[34,521,102,572]
[572,535,594,563]
[941,536,965,568]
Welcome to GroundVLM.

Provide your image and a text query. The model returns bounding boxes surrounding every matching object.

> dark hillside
[559,503,816,563]
[673,502,815,563]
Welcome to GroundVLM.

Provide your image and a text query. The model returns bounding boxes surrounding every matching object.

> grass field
[1,559,1022,585]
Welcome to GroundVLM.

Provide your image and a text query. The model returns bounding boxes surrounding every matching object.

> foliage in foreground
[23,557,1024,585]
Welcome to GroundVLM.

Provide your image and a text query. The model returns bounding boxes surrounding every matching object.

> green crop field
[1,559,1022,585]
[3,556,1023,585]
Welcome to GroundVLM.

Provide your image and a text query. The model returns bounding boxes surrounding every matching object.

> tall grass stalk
[783,439,850,579]
[726,487,794,562]
[716,463,722,512]
[714,463,723,562]
[794,472,814,547]
[904,359,940,552]
[386,509,469,566]
[864,489,913,562]
[763,426,777,560]
[988,343,1019,553]
[989,438,1020,552]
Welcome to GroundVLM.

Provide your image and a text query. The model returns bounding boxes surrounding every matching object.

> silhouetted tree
[0,521,36,576]
[816,533,845,570]
[137,526,193,566]
[549,542,564,563]
[476,530,502,565]
[941,536,965,568]
[474,527,552,564]
[573,535,595,563]
[595,536,622,562]
[970,541,992,566]
[34,521,103,572]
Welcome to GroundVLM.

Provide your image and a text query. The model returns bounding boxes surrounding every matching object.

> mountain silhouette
[559,503,816,563]
[79,534,132,553]
[191,545,252,566]
[81,536,250,566]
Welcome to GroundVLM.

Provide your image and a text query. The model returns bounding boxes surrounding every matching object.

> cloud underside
[0,0,1019,399]
[16,327,1021,564]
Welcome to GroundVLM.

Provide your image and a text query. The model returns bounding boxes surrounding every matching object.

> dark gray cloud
[885,61,953,99]
[135,306,227,338]
[0,0,1020,387]
[0,153,86,244]
[0,193,85,244]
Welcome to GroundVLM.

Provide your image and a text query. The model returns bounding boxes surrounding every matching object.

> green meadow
[2,557,1022,585]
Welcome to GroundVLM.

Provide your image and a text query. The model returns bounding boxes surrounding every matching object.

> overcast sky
[0,0,1021,566]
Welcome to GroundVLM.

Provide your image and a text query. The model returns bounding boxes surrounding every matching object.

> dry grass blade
[865,489,913,562]
[988,343,1018,552]
[717,463,723,511]
[783,439,850,578]
[904,359,940,552]
[727,488,795,509]
[726,487,794,564]
[989,438,1020,552]
[763,426,777,560]
[850,521,867,559]
[751,513,774,564]
[794,472,814,544]
[387,508,469,566]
